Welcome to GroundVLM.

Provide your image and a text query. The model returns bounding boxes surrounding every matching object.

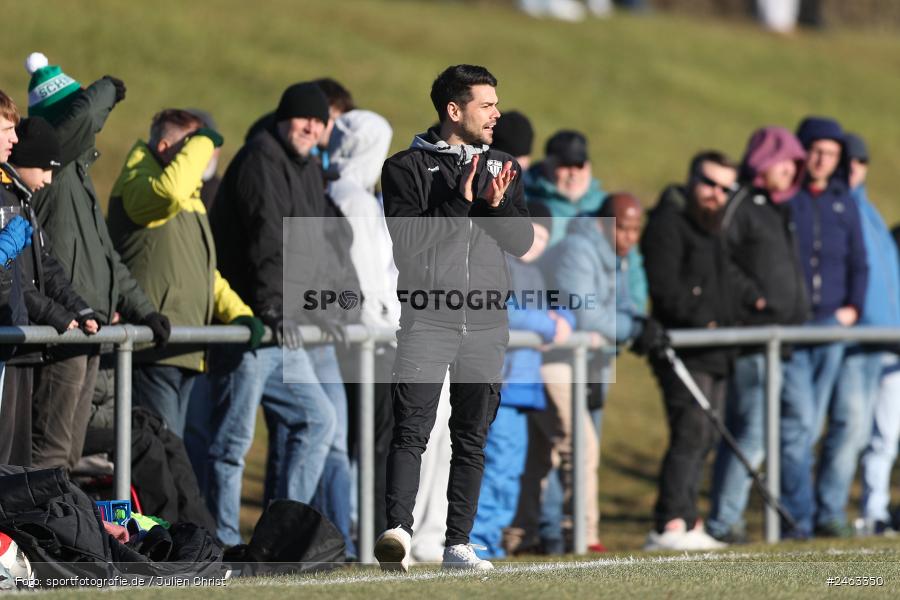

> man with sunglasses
[640,151,756,550]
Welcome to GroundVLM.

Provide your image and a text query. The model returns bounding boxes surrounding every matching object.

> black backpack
[224,499,345,576]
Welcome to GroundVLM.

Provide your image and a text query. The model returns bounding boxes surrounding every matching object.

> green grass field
[26,540,900,599]
[6,0,900,593]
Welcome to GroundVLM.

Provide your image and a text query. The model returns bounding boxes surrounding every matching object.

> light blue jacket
[852,185,900,326]
[544,216,644,343]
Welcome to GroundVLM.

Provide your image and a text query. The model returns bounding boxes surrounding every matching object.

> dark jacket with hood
[30,78,155,326]
[1,164,94,364]
[641,185,750,375]
[722,185,810,327]
[211,122,332,325]
[381,127,533,329]
[722,126,810,329]
[790,117,868,323]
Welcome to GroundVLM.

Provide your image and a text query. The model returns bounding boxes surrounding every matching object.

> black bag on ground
[82,407,217,532]
[224,500,345,576]
[0,466,227,586]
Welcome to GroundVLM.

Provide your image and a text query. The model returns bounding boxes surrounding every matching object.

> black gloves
[631,317,671,359]
[193,127,224,148]
[76,310,101,335]
[230,315,265,350]
[143,312,171,346]
[103,75,126,104]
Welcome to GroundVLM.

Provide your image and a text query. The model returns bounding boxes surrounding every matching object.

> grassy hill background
[6,0,900,549]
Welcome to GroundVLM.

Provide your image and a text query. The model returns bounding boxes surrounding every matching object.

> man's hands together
[460,155,516,208]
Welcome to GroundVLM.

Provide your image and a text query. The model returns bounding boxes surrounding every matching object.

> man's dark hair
[687,150,737,182]
[314,78,356,114]
[149,108,203,144]
[430,65,497,123]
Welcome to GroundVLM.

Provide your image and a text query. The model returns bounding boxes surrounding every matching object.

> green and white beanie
[25,52,81,121]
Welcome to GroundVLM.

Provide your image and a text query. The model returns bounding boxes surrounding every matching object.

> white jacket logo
[486,159,502,178]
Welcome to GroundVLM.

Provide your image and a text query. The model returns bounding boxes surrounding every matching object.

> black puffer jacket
[211,124,330,324]
[0,466,226,585]
[721,185,810,327]
[1,166,92,330]
[381,127,533,329]
[641,185,751,375]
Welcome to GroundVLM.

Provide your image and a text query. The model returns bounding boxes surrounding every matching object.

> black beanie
[10,117,61,169]
[492,110,534,158]
[275,82,330,123]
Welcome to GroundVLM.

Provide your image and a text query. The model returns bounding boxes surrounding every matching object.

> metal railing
[1,324,895,562]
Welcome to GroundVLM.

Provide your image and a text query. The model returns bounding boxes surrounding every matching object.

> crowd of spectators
[1,52,898,561]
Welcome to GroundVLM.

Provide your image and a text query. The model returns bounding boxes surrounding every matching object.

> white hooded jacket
[328,110,401,331]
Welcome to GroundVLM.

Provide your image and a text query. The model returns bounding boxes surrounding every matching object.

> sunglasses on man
[695,172,737,194]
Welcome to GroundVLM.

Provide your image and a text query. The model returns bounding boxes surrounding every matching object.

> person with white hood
[327,109,401,538]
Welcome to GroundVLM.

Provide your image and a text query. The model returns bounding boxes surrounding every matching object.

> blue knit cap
[795,116,844,149]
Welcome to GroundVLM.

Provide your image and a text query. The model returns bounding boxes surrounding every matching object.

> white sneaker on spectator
[374,527,411,573]
[682,519,728,550]
[643,517,688,551]
[518,0,586,21]
[442,544,494,571]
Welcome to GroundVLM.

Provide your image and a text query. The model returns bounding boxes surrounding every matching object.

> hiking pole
[662,346,798,534]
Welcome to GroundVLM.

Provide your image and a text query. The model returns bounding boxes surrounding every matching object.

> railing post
[572,341,589,555]
[114,327,134,501]
[765,335,782,543]
[358,335,376,564]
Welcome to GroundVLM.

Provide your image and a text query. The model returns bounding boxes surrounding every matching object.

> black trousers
[0,365,34,466]
[386,320,506,546]
[651,358,726,532]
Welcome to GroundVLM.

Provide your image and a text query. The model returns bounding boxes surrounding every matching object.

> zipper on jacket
[463,217,472,336]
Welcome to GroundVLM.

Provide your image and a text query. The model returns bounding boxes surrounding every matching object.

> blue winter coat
[501,256,574,410]
[852,185,900,326]
[543,217,646,344]
[790,179,868,322]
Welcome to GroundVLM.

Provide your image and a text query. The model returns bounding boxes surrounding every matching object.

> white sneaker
[442,544,494,571]
[518,0,586,21]
[682,520,727,550]
[643,518,688,551]
[374,527,411,573]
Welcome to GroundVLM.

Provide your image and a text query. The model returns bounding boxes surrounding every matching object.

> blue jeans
[814,348,883,527]
[264,345,355,557]
[861,353,900,522]
[708,352,766,538]
[184,373,213,494]
[132,364,197,437]
[206,345,337,546]
[779,341,845,537]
